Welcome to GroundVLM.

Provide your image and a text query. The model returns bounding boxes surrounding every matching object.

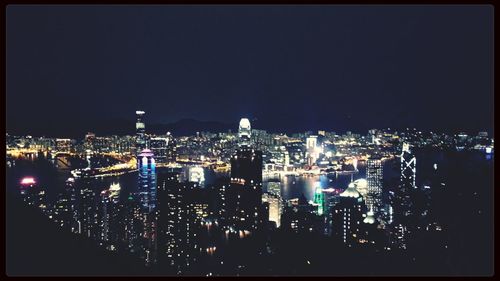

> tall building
[366,156,383,215]
[398,143,416,220]
[19,177,47,213]
[306,135,318,166]
[138,149,157,212]
[313,185,324,215]
[262,192,282,228]
[400,143,416,190]
[157,170,187,273]
[136,111,147,153]
[225,118,264,233]
[238,118,252,146]
[77,182,98,239]
[137,148,158,266]
[391,143,417,250]
[227,146,263,232]
[84,132,96,151]
[332,182,366,246]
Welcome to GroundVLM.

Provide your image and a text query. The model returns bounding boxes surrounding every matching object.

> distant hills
[6,118,237,139]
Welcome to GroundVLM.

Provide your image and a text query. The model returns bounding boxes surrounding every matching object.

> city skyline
[6,4,494,277]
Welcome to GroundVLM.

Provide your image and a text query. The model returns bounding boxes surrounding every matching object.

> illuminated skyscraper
[262,193,282,228]
[138,149,157,212]
[390,143,417,250]
[238,118,252,146]
[137,148,158,266]
[225,118,263,232]
[332,183,365,246]
[366,156,383,215]
[136,110,147,153]
[401,143,416,190]
[157,170,188,273]
[398,143,416,219]
[227,146,263,232]
[306,135,318,166]
[313,185,324,216]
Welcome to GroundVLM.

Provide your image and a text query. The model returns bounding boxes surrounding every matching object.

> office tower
[99,190,111,244]
[78,183,98,239]
[137,148,158,266]
[166,133,177,163]
[136,110,147,152]
[53,192,73,231]
[398,143,416,221]
[225,118,263,233]
[322,188,342,236]
[124,194,142,254]
[332,182,366,246]
[157,170,187,273]
[84,132,95,151]
[389,143,417,250]
[138,149,157,212]
[313,185,324,215]
[400,143,416,190]
[306,135,318,166]
[238,118,252,146]
[262,192,282,228]
[366,156,383,215]
[227,146,263,232]
[65,178,79,234]
[19,177,47,213]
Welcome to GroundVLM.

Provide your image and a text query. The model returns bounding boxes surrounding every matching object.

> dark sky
[6,5,494,136]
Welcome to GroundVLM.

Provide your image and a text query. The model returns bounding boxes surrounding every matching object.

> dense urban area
[6,111,494,276]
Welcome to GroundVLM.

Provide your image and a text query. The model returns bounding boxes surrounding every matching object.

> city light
[20,177,36,185]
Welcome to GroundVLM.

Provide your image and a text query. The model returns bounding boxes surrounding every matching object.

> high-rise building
[366,156,383,215]
[78,183,98,239]
[238,118,252,146]
[225,118,263,233]
[306,135,318,166]
[138,149,157,212]
[313,185,324,216]
[19,177,47,213]
[157,170,188,273]
[136,111,147,153]
[84,132,96,151]
[227,146,263,232]
[137,148,158,266]
[262,192,282,228]
[398,143,416,220]
[332,182,366,246]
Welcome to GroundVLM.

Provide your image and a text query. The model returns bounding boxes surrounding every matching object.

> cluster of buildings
[8,111,494,275]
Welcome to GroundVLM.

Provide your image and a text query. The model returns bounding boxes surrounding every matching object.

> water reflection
[267,165,367,202]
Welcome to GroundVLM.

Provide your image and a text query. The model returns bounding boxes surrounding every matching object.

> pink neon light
[20,177,36,185]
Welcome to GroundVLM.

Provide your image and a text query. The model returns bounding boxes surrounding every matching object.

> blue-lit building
[138,149,157,212]
[137,148,158,266]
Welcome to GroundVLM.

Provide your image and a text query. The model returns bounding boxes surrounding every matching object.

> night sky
[6,5,494,136]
